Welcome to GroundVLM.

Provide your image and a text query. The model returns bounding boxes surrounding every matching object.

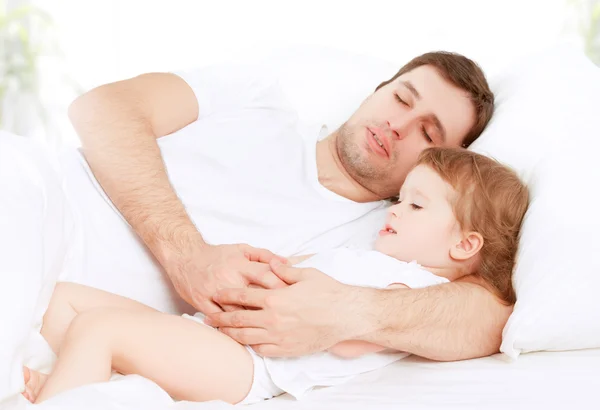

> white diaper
[182,313,283,405]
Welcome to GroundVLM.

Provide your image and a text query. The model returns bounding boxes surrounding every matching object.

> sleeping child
[22,147,529,405]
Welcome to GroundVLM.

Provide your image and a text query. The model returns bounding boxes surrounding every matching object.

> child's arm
[327,340,388,358]
[328,283,409,358]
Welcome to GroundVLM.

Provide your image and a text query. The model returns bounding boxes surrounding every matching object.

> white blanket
[0,132,81,409]
[10,349,600,410]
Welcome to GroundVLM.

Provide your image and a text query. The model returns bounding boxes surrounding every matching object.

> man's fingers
[244,263,288,289]
[206,308,269,329]
[252,271,287,289]
[245,261,271,273]
[221,303,245,312]
[269,260,307,285]
[195,298,223,315]
[218,327,272,345]
[213,287,268,309]
[243,245,287,264]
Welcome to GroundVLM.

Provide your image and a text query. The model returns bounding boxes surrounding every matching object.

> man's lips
[368,126,391,158]
[366,128,388,158]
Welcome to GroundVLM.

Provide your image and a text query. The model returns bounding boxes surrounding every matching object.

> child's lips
[379,224,397,235]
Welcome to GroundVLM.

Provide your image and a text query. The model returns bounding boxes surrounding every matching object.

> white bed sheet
[253,349,600,410]
[19,348,600,410]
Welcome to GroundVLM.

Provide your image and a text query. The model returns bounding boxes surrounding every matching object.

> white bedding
[2,134,599,410]
[15,348,599,410]
[4,47,600,409]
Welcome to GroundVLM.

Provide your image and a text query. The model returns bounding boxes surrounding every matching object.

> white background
[10,0,586,143]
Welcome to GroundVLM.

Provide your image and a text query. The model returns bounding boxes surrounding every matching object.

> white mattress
[26,348,600,410]
[252,349,600,410]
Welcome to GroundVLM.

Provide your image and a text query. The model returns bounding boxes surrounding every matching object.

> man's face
[336,65,476,199]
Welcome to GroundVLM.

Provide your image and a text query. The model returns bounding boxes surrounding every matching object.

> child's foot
[22,366,48,403]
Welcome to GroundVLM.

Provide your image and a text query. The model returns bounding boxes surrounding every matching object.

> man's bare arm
[69,73,201,265]
[354,281,512,361]
[327,283,407,358]
[207,263,511,361]
[69,73,285,312]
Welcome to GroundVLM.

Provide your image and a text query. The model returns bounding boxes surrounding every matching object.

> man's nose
[387,116,416,140]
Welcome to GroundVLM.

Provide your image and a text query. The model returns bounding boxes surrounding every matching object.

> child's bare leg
[23,282,160,402]
[36,308,254,404]
[41,282,158,353]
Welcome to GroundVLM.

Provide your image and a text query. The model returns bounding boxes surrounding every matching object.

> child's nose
[389,203,402,218]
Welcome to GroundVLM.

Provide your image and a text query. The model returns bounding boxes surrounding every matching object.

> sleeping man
[6,51,503,369]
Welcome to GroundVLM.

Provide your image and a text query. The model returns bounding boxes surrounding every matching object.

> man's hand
[167,243,288,315]
[205,260,362,357]
[205,259,509,361]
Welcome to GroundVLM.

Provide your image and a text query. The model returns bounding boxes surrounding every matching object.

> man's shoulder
[173,61,295,120]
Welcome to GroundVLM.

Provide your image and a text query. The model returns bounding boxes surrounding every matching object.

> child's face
[374,165,463,268]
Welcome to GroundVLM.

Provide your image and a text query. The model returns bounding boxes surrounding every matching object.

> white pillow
[470,46,600,358]
[263,45,600,358]
[0,132,78,407]
[261,45,398,131]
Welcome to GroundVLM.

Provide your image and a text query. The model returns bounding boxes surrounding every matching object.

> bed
[3,45,600,410]
[256,349,600,410]
[21,348,600,409]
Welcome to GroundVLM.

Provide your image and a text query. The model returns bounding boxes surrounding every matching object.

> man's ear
[450,231,484,261]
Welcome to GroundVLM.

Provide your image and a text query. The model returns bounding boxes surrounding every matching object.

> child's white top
[263,247,449,399]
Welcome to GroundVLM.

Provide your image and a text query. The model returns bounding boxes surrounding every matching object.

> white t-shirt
[58,63,389,314]
[263,247,449,399]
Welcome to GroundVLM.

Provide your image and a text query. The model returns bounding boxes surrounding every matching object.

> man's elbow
[68,92,91,128]
[470,294,514,360]
[68,86,111,134]
[68,81,147,144]
[435,301,513,362]
[69,82,119,120]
